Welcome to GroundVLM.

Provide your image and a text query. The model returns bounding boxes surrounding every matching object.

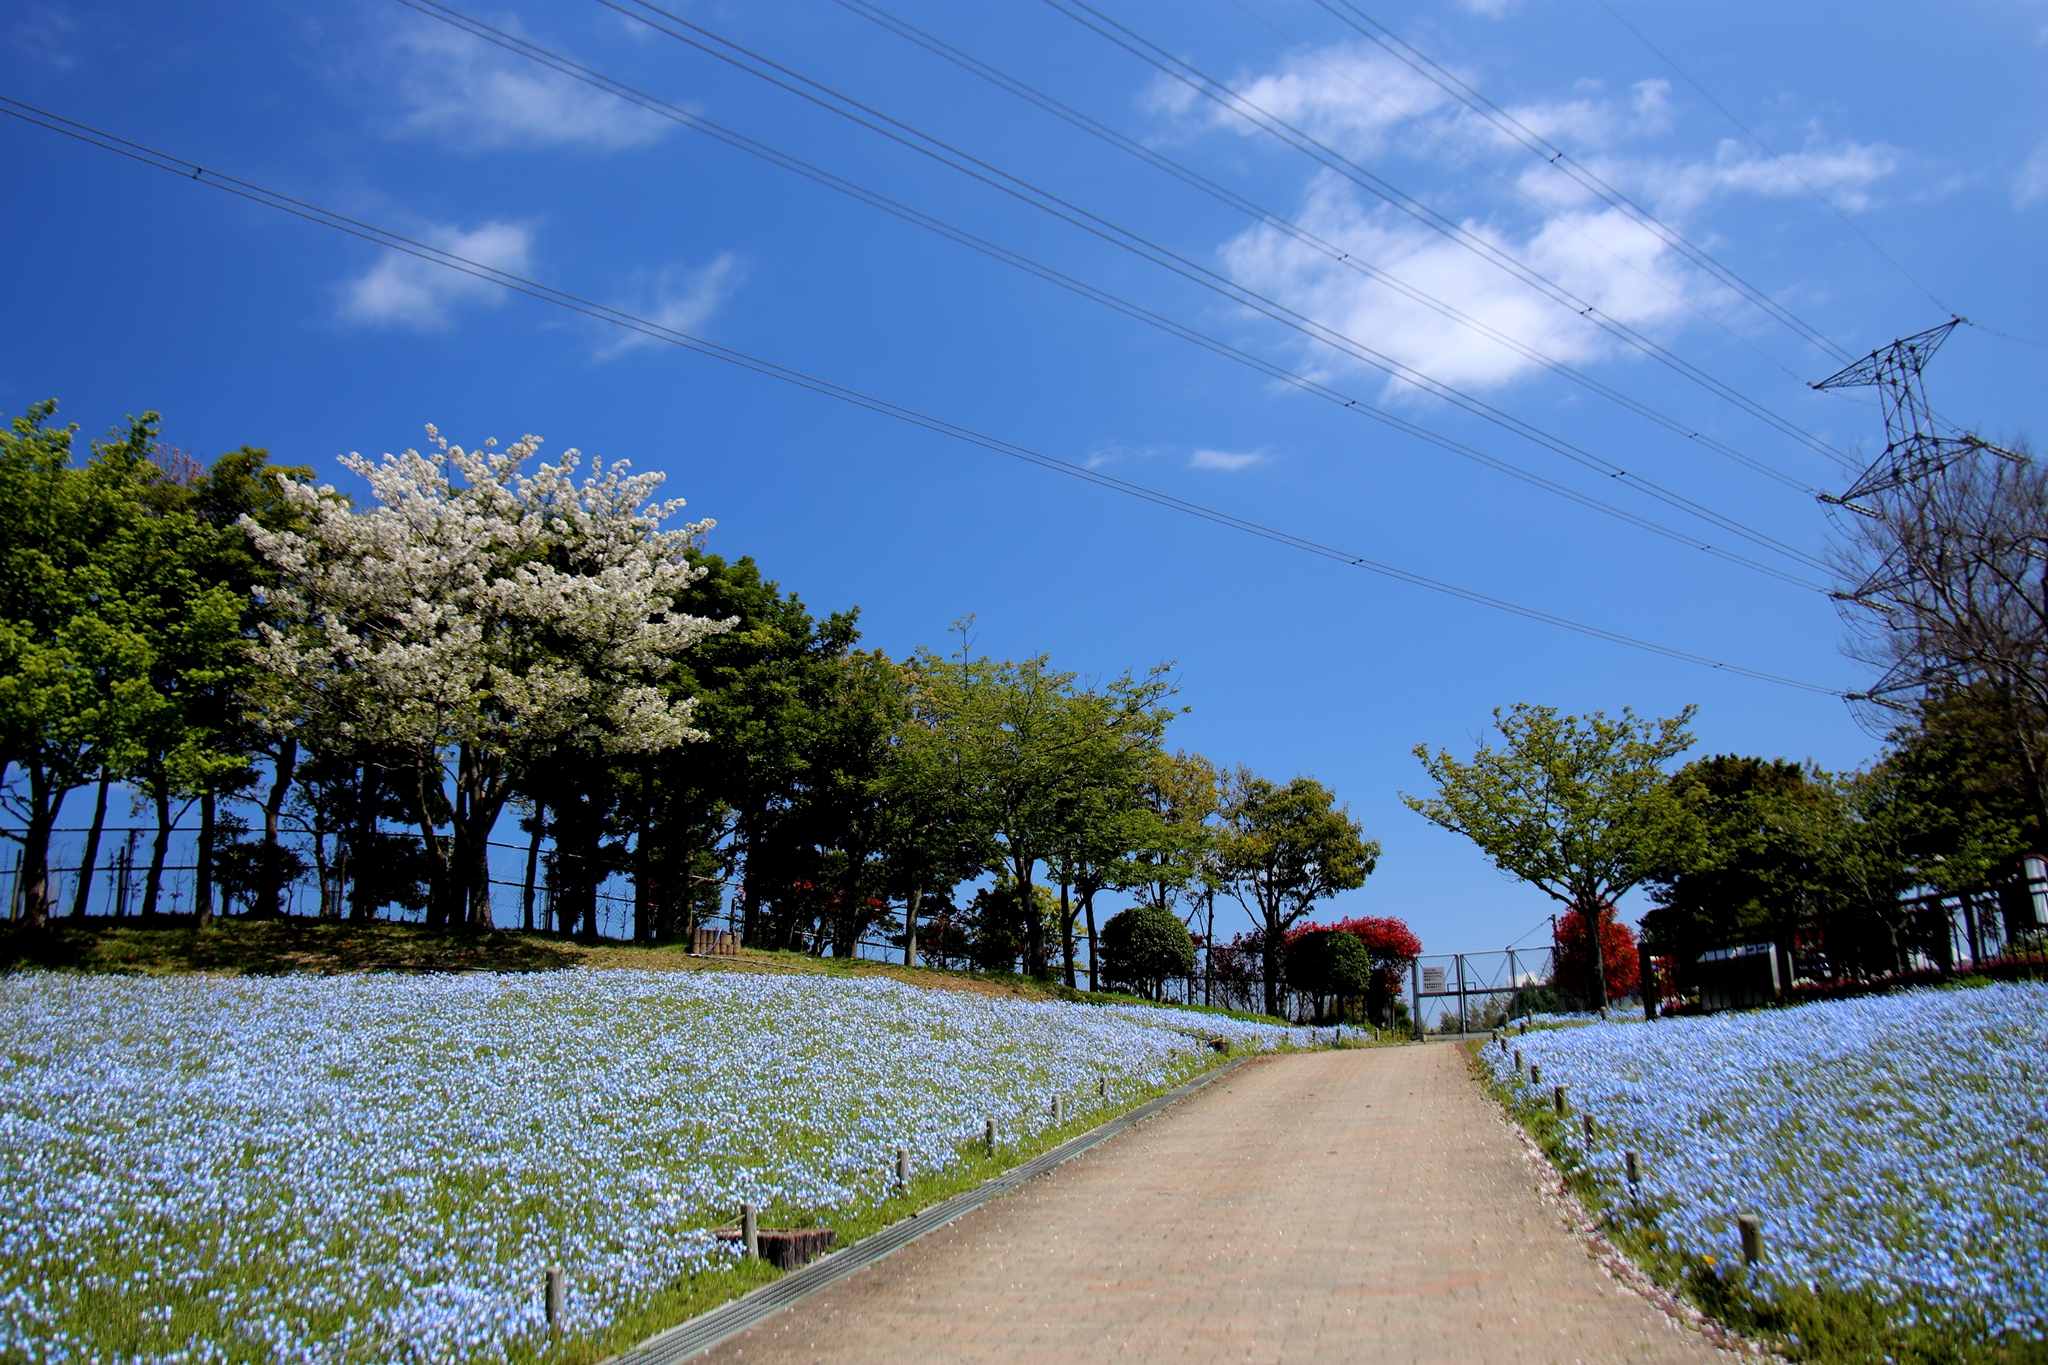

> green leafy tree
[1220,768,1379,1017]
[1285,928,1372,1022]
[911,647,1175,978]
[651,552,863,948]
[1098,902,1196,1000]
[0,405,235,926]
[1641,756,1849,976]
[1405,704,1695,1010]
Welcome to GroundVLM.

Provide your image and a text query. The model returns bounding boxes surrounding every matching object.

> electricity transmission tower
[1814,317,2010,517]
[1814,319,2026,711]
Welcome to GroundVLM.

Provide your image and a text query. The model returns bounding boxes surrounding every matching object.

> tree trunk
[194,790,217,929]
[1204,888,1215,1008]
[1059,877,1076,989]
[1083,887,1099,991]
[142,782,171,919]
[454,744,508,931]
[1015,852,1047,979]
[633,828,655,944]
[522,805,544,933]
[559,796,602,943]
[257,738,297,918]
[904,885,921,967]
[18,764,59,929]
[348,765,379,922]
[415,760,453,929]
[311,824,338,920]
[69,771,112,919]
[1585,896,1611,1011]
[1262,905,1283,1019]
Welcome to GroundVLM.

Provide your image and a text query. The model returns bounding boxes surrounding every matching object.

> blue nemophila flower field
[0,970,1307,1364]
[1484,983,2048,1335]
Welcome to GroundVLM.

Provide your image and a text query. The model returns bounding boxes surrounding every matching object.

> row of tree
[1,406,1394,1011]
[1402,434,2048,1010]
[1404,687,2044,1010]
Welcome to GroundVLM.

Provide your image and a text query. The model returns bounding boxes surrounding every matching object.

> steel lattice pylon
[1813,318,1975,517]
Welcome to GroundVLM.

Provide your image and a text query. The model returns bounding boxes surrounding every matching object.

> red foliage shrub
[1552,902,1639,1003]
[1314,915,1423,968]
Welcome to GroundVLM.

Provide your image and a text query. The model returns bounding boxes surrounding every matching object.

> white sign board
[1421,966,1447,994]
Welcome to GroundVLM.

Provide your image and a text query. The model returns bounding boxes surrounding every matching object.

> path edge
[1465,1043,1787,1362]
[603,1051,1256,1365]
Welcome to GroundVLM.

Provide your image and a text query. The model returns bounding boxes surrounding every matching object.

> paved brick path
[700,1044,1726,1364]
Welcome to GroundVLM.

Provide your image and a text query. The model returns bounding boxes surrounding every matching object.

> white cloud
[597,255,746,359]
[8,4,80,69]
[1170,40,1904,395]
[1456,0,1521,16]
[1221,171,1695,394]
[1188,447,1266,471]
[2016,142,2048,208]
[338,221,534,331]
[385,17,669,151]
[1083,442,1161,469]
[1146,44,1453,160]
[1626,137,1898,216]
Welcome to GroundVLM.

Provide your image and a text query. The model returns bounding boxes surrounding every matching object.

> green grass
[1469,1042,2048,1365]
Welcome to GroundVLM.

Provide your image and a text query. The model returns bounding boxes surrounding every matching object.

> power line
[419,0,1830,579]
[837,0,1819,496]
[0,94,1845,696]
[1593,0,1952,322]
[1224,0,1841,395]
[1040,0,1853,468]
[1320,0,1853,364]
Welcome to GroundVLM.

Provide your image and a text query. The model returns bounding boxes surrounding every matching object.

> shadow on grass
[0,918,584,976]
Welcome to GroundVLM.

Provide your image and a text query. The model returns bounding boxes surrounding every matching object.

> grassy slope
[0,916,1301,1363]
[1469,1027,2048,1365]
[0,916,1286,1021]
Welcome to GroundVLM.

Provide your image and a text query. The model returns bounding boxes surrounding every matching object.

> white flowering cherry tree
[245,426,730,928]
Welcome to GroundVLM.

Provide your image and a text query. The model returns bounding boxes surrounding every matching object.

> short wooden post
[1530,1063,1541,1085]
[1553,1085,1567,1116]
[1096,1076,1107,1101]
[984,1118,996,1155]
[1581,1112,1595,1143]
[894,1146,909,1190]
[1737,1214,1764,1265]
[545,1265,564,1326]
[1513,1049,1523,1075]
[1052,1095,1064,1125]
[742,1203,759,1258]
[1624,1150,1640,1187]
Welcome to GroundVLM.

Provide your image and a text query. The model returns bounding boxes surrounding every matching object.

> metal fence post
[1455,953,1468,1035]
[1410,959,1422,1039]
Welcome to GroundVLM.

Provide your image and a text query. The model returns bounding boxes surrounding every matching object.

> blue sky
[4,0,2045,953]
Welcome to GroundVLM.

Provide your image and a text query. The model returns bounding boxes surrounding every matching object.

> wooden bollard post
[1624,1150,1641,1189]
[894,1146,909,1190]
[1581,1112,1595,1144]
[742,1203,759,1258]
[545,1265,564,1326]
[1096,1075,1108,1101]
[1530,1063,1541,1085]
[984,1118,996,1155]
[1553,1085,1568,1116]
[1052,1095,1064,1125]
[1737,1214,1764,1265]
[1513,1049,1523,1075]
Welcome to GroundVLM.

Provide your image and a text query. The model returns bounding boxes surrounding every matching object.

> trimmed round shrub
[1099,904,1197,1000]
[1286,929,1372,1019]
